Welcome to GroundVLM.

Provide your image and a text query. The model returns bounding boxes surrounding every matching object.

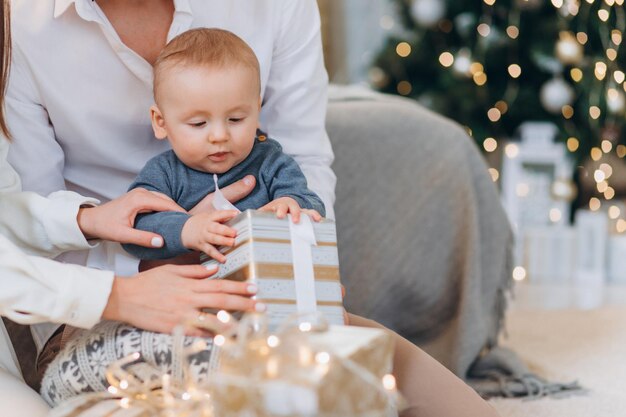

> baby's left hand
[259,197,322,223]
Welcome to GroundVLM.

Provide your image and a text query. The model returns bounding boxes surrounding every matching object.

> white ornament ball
[551,178,577,202]
[411,0,446,28]
[555,31,583,65]
[368,67,389,89]
[540,78,575,114]
[607,90,626,114]
[452,49,472,77]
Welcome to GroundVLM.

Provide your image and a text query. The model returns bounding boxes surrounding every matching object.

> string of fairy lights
[375,0,626,218]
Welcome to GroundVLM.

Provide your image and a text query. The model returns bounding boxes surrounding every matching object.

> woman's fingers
[191,292,261,313]
[133,189,186,213]
[162,263,220,279]
[115,228,165,248]
[218,175,256,204]
[188,176,255,215]
[193,278,257,296]
[104,265,266,335]
[77,188,186,244]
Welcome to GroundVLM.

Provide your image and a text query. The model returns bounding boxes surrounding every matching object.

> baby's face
[153,64,260,173]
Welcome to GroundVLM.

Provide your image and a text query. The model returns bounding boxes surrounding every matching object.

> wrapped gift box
[202,210,345,327]
[211,324,396,417]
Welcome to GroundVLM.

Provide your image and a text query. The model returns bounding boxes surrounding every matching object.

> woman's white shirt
[0,138,114,376]
[6,0,335,212]
[0,139,98,259]
[7,0,335,280]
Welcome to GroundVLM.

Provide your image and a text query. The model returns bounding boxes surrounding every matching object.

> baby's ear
[150,105,168,140]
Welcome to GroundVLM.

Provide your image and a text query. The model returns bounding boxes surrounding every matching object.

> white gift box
[523,226,576,283]
[202,210,344,328]
[608,234,626,284]
[574,209,607,285]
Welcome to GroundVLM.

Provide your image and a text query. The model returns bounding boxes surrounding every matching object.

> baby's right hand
[181,210,238,262]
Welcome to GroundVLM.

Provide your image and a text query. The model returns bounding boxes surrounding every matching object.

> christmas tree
[373,0,626,201]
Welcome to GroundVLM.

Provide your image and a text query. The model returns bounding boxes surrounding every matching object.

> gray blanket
[327,86,580,398]
[326,86,513,379]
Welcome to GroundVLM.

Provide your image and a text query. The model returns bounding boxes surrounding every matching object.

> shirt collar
[54,0,192,19]
[174,0,192,15]
[53,0,77,19]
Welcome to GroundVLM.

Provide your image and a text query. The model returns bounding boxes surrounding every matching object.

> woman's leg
[0,369,49,417]
[348,314,499,417]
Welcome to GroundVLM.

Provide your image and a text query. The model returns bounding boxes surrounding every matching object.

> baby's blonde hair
[153,28,260,103]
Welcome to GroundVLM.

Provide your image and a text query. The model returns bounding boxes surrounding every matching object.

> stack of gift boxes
[202,210,397,416]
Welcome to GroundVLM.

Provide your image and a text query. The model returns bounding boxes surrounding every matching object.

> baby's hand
[259,197,322,223]
[181,210,238,263]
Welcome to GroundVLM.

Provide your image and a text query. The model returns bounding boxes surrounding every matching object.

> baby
[40,28,326,406]
[123,28,325,263]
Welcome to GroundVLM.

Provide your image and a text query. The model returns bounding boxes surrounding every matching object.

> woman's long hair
[0,0,11,138]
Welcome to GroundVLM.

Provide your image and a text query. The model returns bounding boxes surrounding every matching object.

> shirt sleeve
[0,235,113,329]
[122,157,192,260]
[0,191,99,258]
[0,137,98,258]
[4,43,67,195]
[260,0,336,219]
[262,143,326,217]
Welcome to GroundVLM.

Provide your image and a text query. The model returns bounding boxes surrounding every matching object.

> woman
[1,1,499,416]
[0,2,261,416]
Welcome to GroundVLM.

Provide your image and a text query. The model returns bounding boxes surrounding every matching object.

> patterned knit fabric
[40,321,213,407]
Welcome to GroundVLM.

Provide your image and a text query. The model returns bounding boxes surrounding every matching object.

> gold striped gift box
[201,210,344,327]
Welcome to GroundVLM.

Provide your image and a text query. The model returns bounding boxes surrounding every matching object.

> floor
[488,282,626,417]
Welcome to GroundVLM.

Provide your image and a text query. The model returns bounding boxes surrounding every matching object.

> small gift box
[202,209,345,327]
[210,319,397,417]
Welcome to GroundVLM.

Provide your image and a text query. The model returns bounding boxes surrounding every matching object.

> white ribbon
[211,174,241,212]
[211,175,317,318]
[288,214,318,318]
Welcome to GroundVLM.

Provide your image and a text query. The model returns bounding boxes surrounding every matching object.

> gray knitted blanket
[326,85,578,398]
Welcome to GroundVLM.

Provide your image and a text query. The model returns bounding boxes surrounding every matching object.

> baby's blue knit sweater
[122,137,325,260]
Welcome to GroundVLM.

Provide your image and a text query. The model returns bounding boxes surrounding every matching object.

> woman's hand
[188,175,256,215]
[102,264,265,336]
[77,188,184,247]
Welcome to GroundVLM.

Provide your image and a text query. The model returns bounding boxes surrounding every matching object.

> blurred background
[318,4,626,415]
[318,0,626,292]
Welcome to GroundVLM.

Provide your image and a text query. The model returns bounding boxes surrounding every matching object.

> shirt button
[258,135,267,142]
